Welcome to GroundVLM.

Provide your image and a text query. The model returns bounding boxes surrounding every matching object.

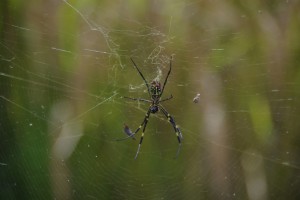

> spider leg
[160,56,172,97]
[159,94,173,103]
[134,111,150,160]
[115,109,151,141]
[159,105,183,158]
[122,96,152,103]
[130,58,151,97]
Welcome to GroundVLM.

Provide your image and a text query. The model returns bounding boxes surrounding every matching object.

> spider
[118,56,183,159]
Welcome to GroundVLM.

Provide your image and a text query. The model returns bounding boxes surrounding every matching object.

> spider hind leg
[159,105,183,158]
[134,112,150,160]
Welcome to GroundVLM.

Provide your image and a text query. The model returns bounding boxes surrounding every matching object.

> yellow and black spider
[118,56,183,159]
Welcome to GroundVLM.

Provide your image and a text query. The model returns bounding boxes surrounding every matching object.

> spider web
[1,0,300,199]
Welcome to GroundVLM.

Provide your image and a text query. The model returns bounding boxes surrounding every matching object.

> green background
[1,0,300,199]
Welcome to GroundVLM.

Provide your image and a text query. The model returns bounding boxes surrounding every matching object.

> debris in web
[123,124,136,140]
[193,93,200,103]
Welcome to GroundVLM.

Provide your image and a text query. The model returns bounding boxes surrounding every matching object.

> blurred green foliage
[1,0,300,199]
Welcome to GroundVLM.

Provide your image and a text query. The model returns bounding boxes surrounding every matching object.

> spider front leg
[159,105,183,158]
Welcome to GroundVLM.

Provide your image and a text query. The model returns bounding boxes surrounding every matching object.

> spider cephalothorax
[119,57,182,159]
[149,81,162,113]
[150,81,161,100]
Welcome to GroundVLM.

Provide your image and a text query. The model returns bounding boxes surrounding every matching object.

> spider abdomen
[150,105,159,113]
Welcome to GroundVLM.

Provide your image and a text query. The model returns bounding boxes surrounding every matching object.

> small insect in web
[193,93,200,103]
[117,56,183,159]
[123,124,136,140]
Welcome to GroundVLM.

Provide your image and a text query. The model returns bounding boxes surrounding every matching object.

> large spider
[118,56,183,159]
